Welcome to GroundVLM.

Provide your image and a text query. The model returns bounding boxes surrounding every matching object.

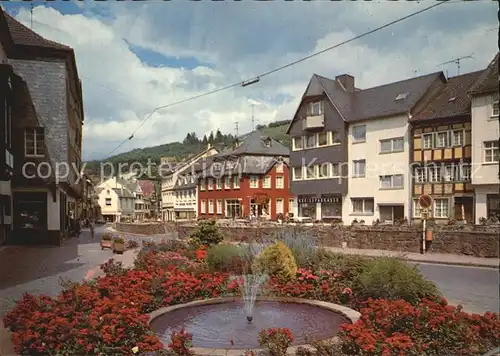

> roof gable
[469,52,499,95]
[412,70,482,122]
[218,130,289,157]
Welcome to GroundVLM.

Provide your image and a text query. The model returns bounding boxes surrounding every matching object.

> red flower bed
[340,298,500,355]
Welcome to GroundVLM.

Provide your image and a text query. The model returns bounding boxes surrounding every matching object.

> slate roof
[112,188,135,198]
[469,53,499,95]
[315,72,445,123]
[201,156,289,178]
[2,9,71,51]
[411,70,483,122]
[216,130,289,157]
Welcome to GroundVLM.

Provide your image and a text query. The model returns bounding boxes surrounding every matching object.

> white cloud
[6,1,498,161]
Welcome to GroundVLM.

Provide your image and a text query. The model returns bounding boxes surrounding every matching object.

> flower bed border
[148,296,361,355]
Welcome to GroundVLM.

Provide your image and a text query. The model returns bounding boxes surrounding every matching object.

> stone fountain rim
[148,296,361,355]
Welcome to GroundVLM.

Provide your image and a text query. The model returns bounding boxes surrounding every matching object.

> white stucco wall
[343,114,410,225]
[99,188,119,215]
[471,94,499,186]
[471,94,499,223]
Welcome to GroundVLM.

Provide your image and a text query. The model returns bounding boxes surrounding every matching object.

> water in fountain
[239,274,268,322]
[237,242,269,322]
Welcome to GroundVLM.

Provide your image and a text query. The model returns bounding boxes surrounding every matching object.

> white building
[470,54,499,223]
[161,145,218,221]
[97,178,135,222]
[344,114,410,225]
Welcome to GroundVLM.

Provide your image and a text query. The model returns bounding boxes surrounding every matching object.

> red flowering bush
[339,298,500,355]
[258,328,294,356]
[168,328,194,355]
[195,247,208,260]
[100,258,129,276]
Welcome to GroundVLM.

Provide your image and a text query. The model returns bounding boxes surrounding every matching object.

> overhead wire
[103,0,451,159]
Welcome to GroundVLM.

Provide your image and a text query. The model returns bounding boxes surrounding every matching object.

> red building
[197,131,292,220]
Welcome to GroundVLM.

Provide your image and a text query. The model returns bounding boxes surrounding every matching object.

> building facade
[288,72,445,224]
[97,177,135,222]
[2,9,84,244]
[161,145,218,221]
[470,53,499,223]
[0,29,14,244]
[410,71,482,223]
[198,131,291,221]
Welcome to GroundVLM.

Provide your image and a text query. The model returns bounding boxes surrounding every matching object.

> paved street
[0,225,112,317]
[413,262,499,314]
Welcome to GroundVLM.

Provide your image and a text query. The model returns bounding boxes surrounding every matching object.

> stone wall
[169,223,500,258]
[115,222,165,236]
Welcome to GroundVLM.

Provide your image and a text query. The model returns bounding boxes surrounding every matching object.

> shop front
[297,194,342,221]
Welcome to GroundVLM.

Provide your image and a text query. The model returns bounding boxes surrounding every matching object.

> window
[276,198,284,214]
[225,199,241,218]
[200,200,206,214]
[207,178,214,190]
[276,162,284,173]
[262,176,271,188]
[318,132,328,146]
[318,163,329,178]
[216,178,222,190]
[380,174,404,189]
[351,198,374,214]
[217,199,223,214]
[292,136,303,150]
[460,164,471,182]
[105,198,112,206]
[305,165,316,179]
[435,132,449,148]
[413,199,422,218]
[452,130,464,146]
[224,176,231,189]
[24,127,45,156]
[330,131,340,144]
[233,176,240,189]
[292,167,303,180]
[484,141,499,163]
[415,167,426,183]
[422,134,433,149]
[487,195,500,219]
[199,179,205,191]
[288,198,295,213]
[380,137,404,153]
[331,163,340,177]
[208,200,214,214]
[250,175,259,188]
[352,160,366,177]
[305,134,316,149]
[352,125,366,142]
[492,93,499,117]
[309,101,323,116]
[433,198,449,218]
[275,176,284,189]
[4,96,11,147]
[428,166,440,183]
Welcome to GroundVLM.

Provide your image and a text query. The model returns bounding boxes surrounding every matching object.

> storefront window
[299,203,316,219]
[321,202,342,219]
[487,195,500,219]
[14,193,47,230]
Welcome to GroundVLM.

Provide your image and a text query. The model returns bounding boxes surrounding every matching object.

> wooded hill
[84,120,291,181]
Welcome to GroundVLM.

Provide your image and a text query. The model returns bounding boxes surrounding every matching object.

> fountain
[148,236,360,351]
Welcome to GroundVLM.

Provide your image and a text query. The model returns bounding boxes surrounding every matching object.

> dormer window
[448,97,457,103]
[309,101,324,116]
[263,138,272,147]
[395,92,409,101]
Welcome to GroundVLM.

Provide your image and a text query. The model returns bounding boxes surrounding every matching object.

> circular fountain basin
[149,297,360,353]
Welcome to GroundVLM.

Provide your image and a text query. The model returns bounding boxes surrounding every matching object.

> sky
[2,0,498,161]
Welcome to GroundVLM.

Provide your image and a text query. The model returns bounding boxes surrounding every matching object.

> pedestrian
[89,219,95,239]
[76,219,81,237]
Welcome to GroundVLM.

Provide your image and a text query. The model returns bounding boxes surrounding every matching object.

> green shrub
[188,220,224,247]
[253,241,298,280]
[305,249,369,280]
[206,244,245,273]
[357,257,440,305]
[275,231,317,268]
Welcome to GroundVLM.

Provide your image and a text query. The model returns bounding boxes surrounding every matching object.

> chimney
[335,74,355,93]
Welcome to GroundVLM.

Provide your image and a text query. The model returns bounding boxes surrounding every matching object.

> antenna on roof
[437,54,473,76]
[251,104,255,131]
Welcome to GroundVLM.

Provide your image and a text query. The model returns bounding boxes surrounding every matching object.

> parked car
[95,218,106,225]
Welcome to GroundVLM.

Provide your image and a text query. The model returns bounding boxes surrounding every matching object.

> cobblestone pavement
[0,225,112,318]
